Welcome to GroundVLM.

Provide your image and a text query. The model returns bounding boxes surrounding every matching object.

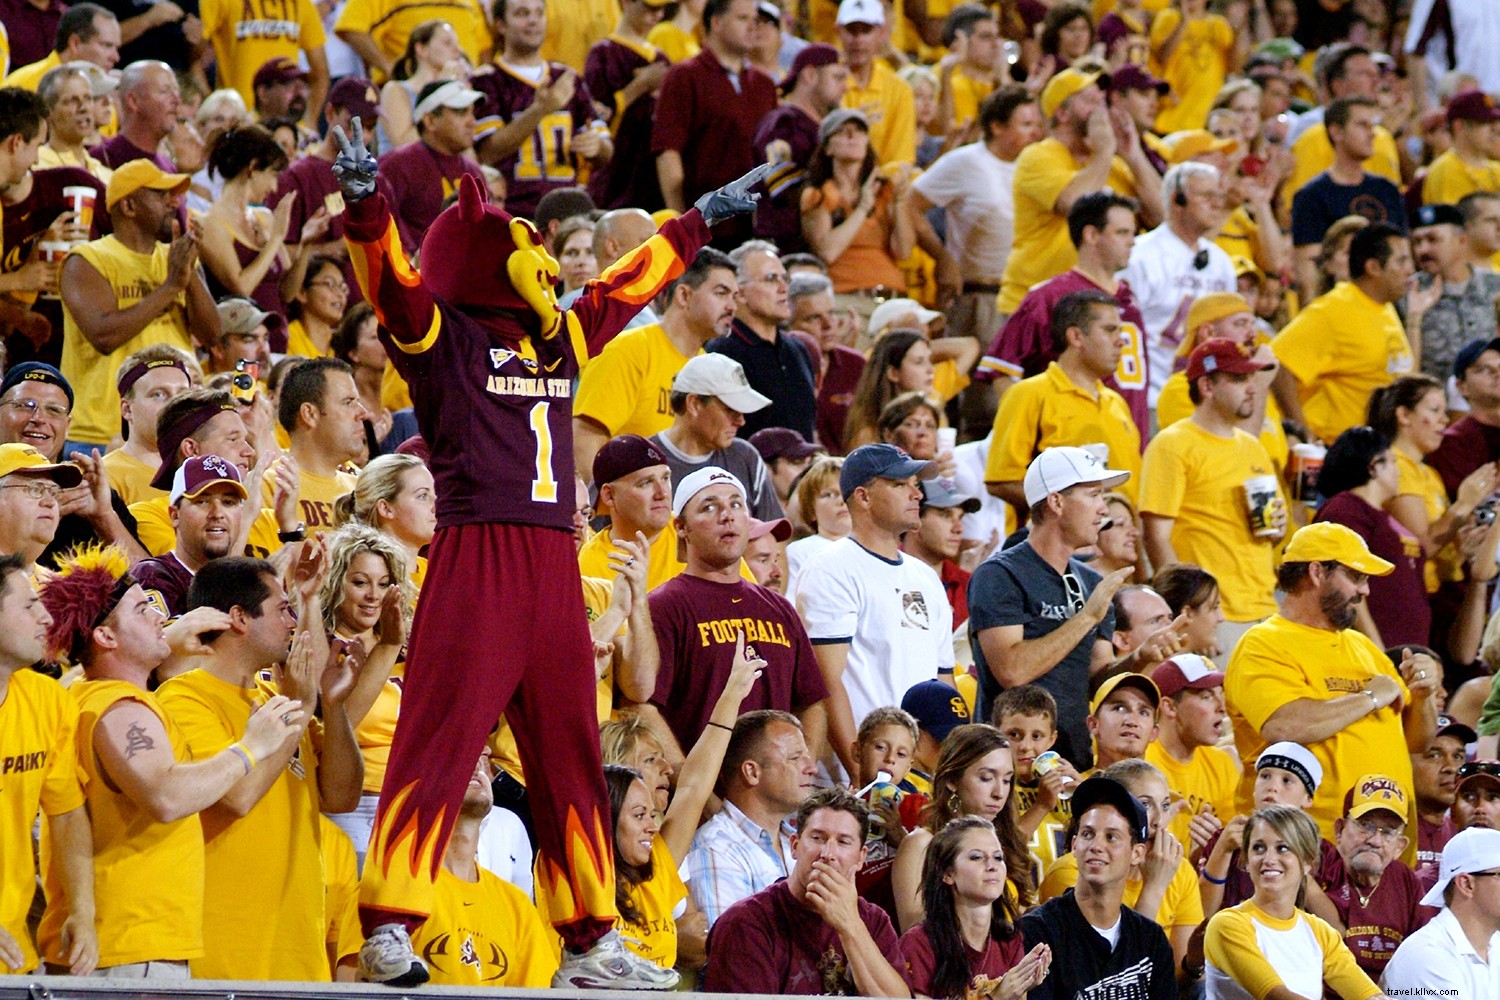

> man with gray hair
[94,60,180,171]
[1,2,119,89]
[789,270,865,452]
[36,62,111,180]
[1120,161,1236,407]
[708,240,817,440]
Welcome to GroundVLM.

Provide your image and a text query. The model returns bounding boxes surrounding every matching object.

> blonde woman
[333,453,436,590]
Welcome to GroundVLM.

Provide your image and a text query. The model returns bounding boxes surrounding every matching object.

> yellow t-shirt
[1040,851,1204,930]
[1013,778,1073,876]
[381,360,413,413]
[948,68,994,134]
[130,495,284,559]
[156,669,329,981]
[1271,281,1413,445]
[1224,614,1416,841]
[408,865,556,987]
[984,362,1143,500]
[842,60,917,167]
[1138,420,1282,621]
[1421,148,1500,205]
[102,448,164,507]
[1213,205,1283,276]
[264,465,358,536]
[540,836,685,968]
[1156,370,1289,475]
[932,358,969,404]
[321,816,362,969]
[284,318,333,359]
[574,323,697,441]
[1283,123,1402,210]
[332,0,492,80]
[1393,448,1461,591]
[354,661,402,794]
[1150,11,1234,134]
[36,144,113,184]
[577,525,756,595]
[0,50,58,90]
[1092,0,1171,20]
[541,0,618,73]
[199,0,328,106]
[62,236,194,446]
[645,21,699,64]
[1000,138,1139,312]
[37,680,204,969]
[1144,741,1241,850]
[0,669,84,973]
[1204,901,1382,1000]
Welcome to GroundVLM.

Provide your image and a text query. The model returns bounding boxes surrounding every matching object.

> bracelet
[1364,688,1379,712]
[228,742,255,774]
[1203,870,1229,885]
[707,721,734,733]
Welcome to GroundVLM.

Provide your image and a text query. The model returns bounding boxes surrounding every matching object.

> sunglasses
[1458,760,1500,781]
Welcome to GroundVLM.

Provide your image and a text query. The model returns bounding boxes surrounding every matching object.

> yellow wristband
[228,742,256,774]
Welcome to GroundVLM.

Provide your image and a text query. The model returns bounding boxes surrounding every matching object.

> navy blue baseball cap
[1453,337,1500,380]
[840,443,937,500]
[1070,775,1150,844]
[901,680,972,741]
[0,362,74,410]
[1410,202,1464,231]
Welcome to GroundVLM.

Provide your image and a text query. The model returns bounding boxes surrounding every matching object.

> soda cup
[1289,443,1326,503]
[1031,750,1074,800]
[936,427,957,453]
[1244,475,1282,537]
[63,185,95,234]
[37,242,69,299]
[862,770,902,842]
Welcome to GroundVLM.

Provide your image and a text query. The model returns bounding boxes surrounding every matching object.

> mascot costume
[330,120,766,988]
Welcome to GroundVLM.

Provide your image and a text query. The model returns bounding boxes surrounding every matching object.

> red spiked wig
[38,544,137,666]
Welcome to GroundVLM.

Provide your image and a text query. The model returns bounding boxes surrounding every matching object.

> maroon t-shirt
[376,140,488,251]
[899,922,1025,998]
[648,574,828,752]
[752,103,821,251]
[1415,814,1457,893]
[584,37,668,212]
[268,153,363,305]
[651,47,777,243]
[1427,416,1500,500]
[471,61,599,220]
[977,268,1151,443]
[938,559,971,630]
[1315,492,1431,649]
[703,879,907,995]
[92,134,174,172]
[134,551,196,618]
[1323,853,1433,980]
[0,0,65,69]
[2,166,103,272]
[817,344,866,455]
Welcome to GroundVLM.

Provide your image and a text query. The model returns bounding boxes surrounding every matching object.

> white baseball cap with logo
[1022,446,1131,508]
[1419,827,1500,907]
[836,0,884,26]
[672,466,747,517]
[672,354,773,415]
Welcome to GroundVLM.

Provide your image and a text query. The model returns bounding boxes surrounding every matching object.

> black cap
[1070,775,1150,844]
[0,362,74,410]
[1411,202,1465,230]
[1453,337,1500,380]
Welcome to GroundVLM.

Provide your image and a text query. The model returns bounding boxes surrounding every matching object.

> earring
[947,792,961,816]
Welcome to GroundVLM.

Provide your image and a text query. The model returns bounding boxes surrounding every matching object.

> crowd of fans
[2,0,1500,995]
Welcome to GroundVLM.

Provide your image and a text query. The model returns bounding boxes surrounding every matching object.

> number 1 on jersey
[529,402,558,502]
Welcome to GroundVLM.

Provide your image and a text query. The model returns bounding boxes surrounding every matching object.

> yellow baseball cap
[1088,672,1160,716]
[1342,773,1409,822]
[1231,255,1265,280]
[1176,292,1253,356]
[1041,68,1107,119]
[0,443,83,487]
[1163,129,1239,164]
[1282,522,1395,576]
[105,159,190,210]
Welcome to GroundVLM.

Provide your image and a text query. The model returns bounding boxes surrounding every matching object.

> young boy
[849,705,928,920]
[1199,741,1342,915]
[992,684,1081,873]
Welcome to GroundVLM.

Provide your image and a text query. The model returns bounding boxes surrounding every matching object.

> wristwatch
[278,522,307,543]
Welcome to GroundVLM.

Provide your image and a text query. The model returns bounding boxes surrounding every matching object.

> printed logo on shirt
[234,21,302,42]
[490,348,517,369]
[421,931,512,983]
[696,617,791,649]
[1080,955,1156,998]
[0,750,47,774]
[900,591,931,631]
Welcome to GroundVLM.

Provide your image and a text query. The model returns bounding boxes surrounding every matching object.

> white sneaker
[359,923,430,987]
[551,929,681,990]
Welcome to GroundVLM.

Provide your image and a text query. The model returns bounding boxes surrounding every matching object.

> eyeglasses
[1349,816,1404,842]
[0,481,63,500]
[2,398,69,420]
[310,278,350,294]
[1062,570,1085,616]
[750,272,789,287]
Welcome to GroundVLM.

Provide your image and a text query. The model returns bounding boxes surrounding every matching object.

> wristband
[228,742,255,774]
[1364,688,1379,712]
[278,522,307,543]
[1203,870,1228,885]
[707,721,733,733]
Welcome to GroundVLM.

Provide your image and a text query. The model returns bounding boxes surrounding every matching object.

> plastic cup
[1244,474,1282,537]
[1290,443,1326,503]
[63,185,95,234]
[1032,750,1074,800]
[936,427,957,453]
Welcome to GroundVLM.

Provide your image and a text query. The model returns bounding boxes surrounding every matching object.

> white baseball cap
[836,0,884,26]
[868,297,941,338]
[412,80,484,121]
[672,354,773,415]
[672,466,747,517]
[1022,446,1131,508]
[1419,827,1500,907]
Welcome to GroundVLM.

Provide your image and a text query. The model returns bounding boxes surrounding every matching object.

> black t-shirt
[967,541,1114,768]
[1291,171,1406,247]
[96,0,200,71]
[1020,889,1176,1000]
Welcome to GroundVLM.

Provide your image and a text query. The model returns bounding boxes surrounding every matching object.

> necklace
[1352,876,1381,908]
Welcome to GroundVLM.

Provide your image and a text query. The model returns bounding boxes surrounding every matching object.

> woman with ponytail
[333,453,435,589]
[379,21,468,152]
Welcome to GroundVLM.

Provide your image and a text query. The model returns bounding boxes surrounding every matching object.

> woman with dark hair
[330,302,417,458]
[901,816,1052,999]
[199,124,330,318]
[844,330,935,450]
[1313,425,1429,647]
[1039,3,1094,66]
[1152,562,1225,656]
[285,253,348,358]
[800,109,913,317]
[890,724,1035,933]
[380,20,467,151]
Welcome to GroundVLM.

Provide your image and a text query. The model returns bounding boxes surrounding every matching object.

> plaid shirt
[684,800,796,927]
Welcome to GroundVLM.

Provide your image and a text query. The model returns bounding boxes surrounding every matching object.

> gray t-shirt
[649,432,784,522]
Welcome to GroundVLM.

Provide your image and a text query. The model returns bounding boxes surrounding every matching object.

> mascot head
[419,175,563,338]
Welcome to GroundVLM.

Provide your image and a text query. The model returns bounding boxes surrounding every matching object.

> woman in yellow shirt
[1370,374,1496,593]
[284,254,347,359]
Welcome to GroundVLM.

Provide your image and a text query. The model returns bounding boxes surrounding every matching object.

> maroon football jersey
[1323,854,1433,980]
[269,153,363,304]
[472,61,600,219]
[134,552,196,618]
[583,36,668,211]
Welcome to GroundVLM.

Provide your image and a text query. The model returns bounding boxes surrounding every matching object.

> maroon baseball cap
[1447,89,1500,124]
[1150,654,1225,698]
[779,43,840,94]
[592,434,668,487]
[253,57,308,90]
[328,76,380,120]
[1110,64,1168,95]
[169,454,248,506]
[749,427,824,463]
[1185,338,1273,382]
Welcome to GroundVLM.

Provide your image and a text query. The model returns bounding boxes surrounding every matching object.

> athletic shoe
[359,923,430,987]
[551,929,681,990]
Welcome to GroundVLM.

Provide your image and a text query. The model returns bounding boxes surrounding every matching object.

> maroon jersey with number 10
[472,61,601,219]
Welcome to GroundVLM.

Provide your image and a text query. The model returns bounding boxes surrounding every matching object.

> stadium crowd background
[0,0,1499,995]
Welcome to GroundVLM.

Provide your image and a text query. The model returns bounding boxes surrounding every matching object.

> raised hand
[694,163,773,227]
[331,119,379,202]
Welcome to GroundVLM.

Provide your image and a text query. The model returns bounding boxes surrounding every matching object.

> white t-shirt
[786,532,836,596]
[911,142,1016,284]
[793,536,954,726]
[1405,0,1500,98]
[953,436,1011,544]
[1120,224,1237,407]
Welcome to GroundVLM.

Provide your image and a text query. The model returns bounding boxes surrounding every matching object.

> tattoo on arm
[123,721,155,759]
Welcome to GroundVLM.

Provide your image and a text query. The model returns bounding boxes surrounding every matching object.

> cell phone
[231,359,259,404]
